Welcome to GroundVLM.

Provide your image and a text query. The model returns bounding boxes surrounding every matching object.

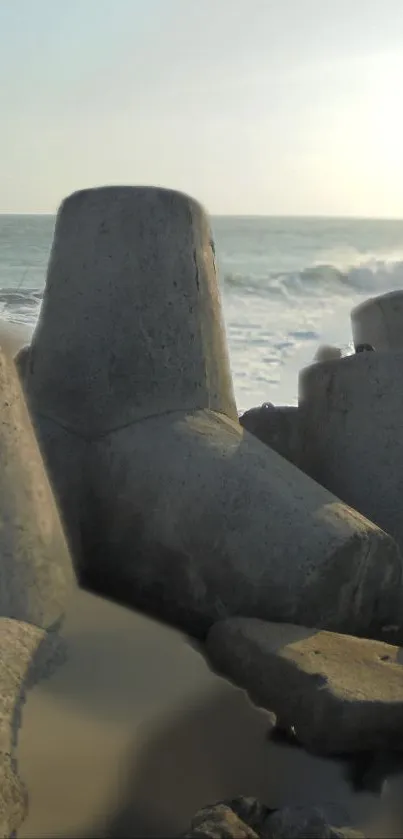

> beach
[17,588,378,838]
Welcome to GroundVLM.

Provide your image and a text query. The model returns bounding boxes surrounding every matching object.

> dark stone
[266,806,363,838]
[183,800,363,839]
[183,802,260,838]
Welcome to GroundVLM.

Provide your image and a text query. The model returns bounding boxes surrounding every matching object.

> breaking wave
[223,255,403,301]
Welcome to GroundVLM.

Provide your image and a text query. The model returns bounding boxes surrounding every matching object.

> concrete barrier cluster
[14,186,403,643]
[2,185,403,833]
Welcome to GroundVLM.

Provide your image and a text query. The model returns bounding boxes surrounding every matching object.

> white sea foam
[1,214,402,409]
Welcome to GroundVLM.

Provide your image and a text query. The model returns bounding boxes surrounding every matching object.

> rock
[183,802,260,837]
[183,800,362,839]
[299,350,403,563]
[227,797,275,833]
[351,290,403,352]
[206,619,403,754]
[240,405,301,467]
[266,806,363,838]
[20,186,403,641]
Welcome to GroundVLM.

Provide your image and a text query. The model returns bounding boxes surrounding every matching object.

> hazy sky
[1,0,402,216]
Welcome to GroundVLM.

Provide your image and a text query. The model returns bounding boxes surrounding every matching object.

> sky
[1,0,403,216]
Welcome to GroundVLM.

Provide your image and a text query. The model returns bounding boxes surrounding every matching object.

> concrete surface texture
[16,186,403,644]
[205,618,403,755]
[0,343,75,630]
[87,407,403,640]
[240,405,301,467]
[298,350,403,561]
[25,185,237,438]
[351,290,403,351]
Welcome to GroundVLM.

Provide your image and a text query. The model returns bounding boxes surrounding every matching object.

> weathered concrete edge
[0,618,66,838]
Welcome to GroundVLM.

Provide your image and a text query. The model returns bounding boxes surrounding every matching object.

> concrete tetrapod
[299,350,403,560]
[20,186,403,641]
[240,405,302,468]
[351,290,403,351]
[0,345,75,836]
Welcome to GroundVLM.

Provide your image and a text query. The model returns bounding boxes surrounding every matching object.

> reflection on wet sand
[17,590,377,838]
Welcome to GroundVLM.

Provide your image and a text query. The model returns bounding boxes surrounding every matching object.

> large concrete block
[351,290,403,351]
[21,187,403,641]
[205,618,403,755]
[299,351,403,558]
[86,408,403,640]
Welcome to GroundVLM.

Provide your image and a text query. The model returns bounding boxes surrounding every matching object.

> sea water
[1,214,402,410]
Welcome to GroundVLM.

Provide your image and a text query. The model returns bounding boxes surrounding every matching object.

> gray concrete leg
[0,346,75,629]
[299,351,403,561]
[0,345,75,836]
[85,408,403,640]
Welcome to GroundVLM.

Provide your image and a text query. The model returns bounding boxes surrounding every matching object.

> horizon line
[1,211,403,222]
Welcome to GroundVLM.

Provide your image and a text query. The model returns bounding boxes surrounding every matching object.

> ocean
[1,214,402,410]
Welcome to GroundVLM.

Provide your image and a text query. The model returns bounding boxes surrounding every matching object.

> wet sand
[0,320,32,356]
[16,589,379,838]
